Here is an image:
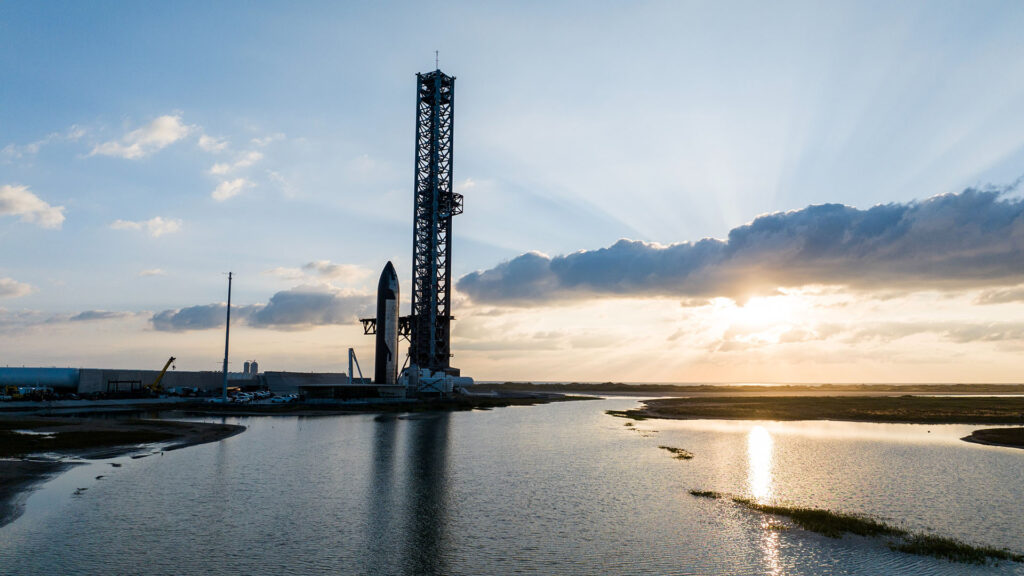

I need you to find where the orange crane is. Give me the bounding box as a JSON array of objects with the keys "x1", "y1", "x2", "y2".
[{"x1": 148, "y1": 356, "x2": 176, "y2": 394}]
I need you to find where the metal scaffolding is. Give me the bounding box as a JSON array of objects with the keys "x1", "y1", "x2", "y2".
[{"x1": 409, "y1": 69, "x2": 462, "y2": 373}]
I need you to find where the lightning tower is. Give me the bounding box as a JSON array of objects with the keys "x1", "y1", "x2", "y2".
[{"x1": 409, "y1": 69, "x2": 462, "y2": 374}]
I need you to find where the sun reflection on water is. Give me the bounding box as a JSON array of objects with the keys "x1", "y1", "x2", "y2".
[{"x1": 747, "y1": 425, "x2": 774, "y2": 502}]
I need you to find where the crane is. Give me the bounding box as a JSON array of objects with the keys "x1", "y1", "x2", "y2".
[{"x1": 148, "y1": 356, "x2": 176, "y2": 394}]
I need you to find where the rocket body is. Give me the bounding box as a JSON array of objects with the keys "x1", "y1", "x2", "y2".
[{"x1": 374, "y1": 261, "x2": 400, "y2": 385}]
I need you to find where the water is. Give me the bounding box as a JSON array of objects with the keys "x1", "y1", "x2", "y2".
[{"x1": 2, "y1": 397, "x2": 1023, "y2": 575}]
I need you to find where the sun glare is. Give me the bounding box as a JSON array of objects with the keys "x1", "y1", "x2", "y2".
[{"x1": 747, "y1": 425, "x2": 774, "y2": 502}]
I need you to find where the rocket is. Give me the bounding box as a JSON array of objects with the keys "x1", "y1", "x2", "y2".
[{"x1": 374, "y1": 261, "x2": 400, "y2": 385}]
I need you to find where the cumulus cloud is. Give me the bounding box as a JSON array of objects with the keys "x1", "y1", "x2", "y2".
[
  {"x1": 0, "y1": 184, "x2": 65, "y2": 228},
  {"x1": 209, "y1": 150, "x2": 262, "y2": 175},
  {"x1": 150, "y1": 287, "x2": 373, "y2": 331},
  {"x1": 248, "y1": 287, "x2": 371, "y2": 328},
  {"x1": 110, "y1": 216, "x2": 182, "y2": 237},
  {"x1": 459, "y1": 188, "x2": 1024, "y2": 305},
  {"x1": 198, "y1": 134, "x2": 228, "y2": 153},
  {"x1": 90, "y1": 115, "x2": 192, "y2": 159},
  {"x1": 139, "y1": 268, "x2": 167, "y2": 277},
  {"x1": 0, "y1": 278, "x2": 33, "y2": 299},
  {"x1": 211, "y1": 178, "x2": 250, "y2": 201}
]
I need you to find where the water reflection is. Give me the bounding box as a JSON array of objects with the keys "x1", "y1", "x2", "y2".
[
  {"x1": 402, "y1": 414, "x2": 451, "y2": 576},
  {"x1": 760, "y1": 518, "x2": 783, "y2": 576},
  {"x1": 747, "y1": 425, "x2": 774, "y2": 502},
  {"x1": 367, "y1": 417, "x2": 399, "y2": 567}
]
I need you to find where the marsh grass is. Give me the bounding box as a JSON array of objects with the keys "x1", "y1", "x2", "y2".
[
  {"x1": 658, "y1": 445, "x2": 694, "y2": 459},
  {"x1": 605, "y1": 410, "x2": 647, "y2": 420},
  {"x1": 688, "y1": 490, "x2": 722, "y2": 499},
  {"x1": 894, "y1": 534, "x2": 1024, "y2": 564},
  {"x1": 686, "y1": 489, "x2": 1023, "y2": 565}
]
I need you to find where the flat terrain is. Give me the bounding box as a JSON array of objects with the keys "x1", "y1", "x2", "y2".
[
  {"x1": 476, "y1": 382, "x2": 1024, "y2": 397},
  {"x1": 612, "y1": 396, "x2": 1024, "y2": 424},
  {"x1": 962, "y1": 427, "x2": 1024, "y2": 448},
  {"x1": 0, "y1": 416, "x2": 244, "y2": 527}
]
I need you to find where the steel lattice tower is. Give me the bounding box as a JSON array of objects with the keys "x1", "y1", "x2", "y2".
[{"x1": 409, "y1": 69, "x2": 462, "y2": 373}]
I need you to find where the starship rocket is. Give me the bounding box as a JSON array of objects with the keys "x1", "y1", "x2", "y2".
[{"x1": 374, "y1": 261, "x2": 400, "y2": 385}]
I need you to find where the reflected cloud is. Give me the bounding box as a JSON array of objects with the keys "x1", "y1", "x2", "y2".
[{"x1": 748, "y1": 425, "x2": 774, "y2": 503}]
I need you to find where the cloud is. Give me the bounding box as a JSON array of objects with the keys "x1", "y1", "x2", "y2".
[
  {"x1": 69, "y1": 310, "x2": 131, "y2": 322},
  {"x1": 1, "y1": 125, "x2": 86, "y2": 161},
  {"x1": 248, "y1": 287, "x2": 372, "y2": 328},
  {"x1": 198, "y1": 134, "x2": 228, "y2": 153},
  {"x1": 150, "y1": 287, "x2": 373, "y2": 331},
  {"x1": 0, "y1": 184, "x2": 66, "y2": 228},
  {"x1": 209, "y1": 150, "x2": 263, "y2": 175},
  {"x1": 110, "y1": 216, "x2": 182, "y2": 237},
  {"x1": 302, "y1": 260, "x2": 371, "y2": 281},
  {"x1": 458, "y1": 187, "x2": 1024, "y2": 305},
  {"x1": 139, "y1": 268, "x2": 167, "y2": 277},
  {"x1": 90, "y1": 115, "x2": 192, "y2": 159},
  {"x1": 975, "y1": 286, "x2": 1024, "y2": 305},
  {"x1": 251, "y1": 133, "x2": 285, "y2": 147},
  {"x1": 0, "y1": 278, "x2": 33, "y2": 299},
  {"x1": 211, "y1": 178, "x2": 250, "y2": 201}
]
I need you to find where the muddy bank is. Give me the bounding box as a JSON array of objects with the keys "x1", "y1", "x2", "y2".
[
  {"x1": 0, "y1": 417, "x2": 244, "y2": 528},
  {"x1": 962, "y1": 427, "x2": 1024, "y2": 450},
  {"x1": 611, "y1": 396, "x2": 1024, "y2": 425}
]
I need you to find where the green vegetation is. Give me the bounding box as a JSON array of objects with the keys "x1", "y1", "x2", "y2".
[
  {"x1": 658, "y1": 445, "x2": 694, "y2": 460},
  {"x1": 894, "y1": 534, "x2": 1024, "y2": 564},
  {"x1": 962, "y1": 427, "x2": 1024, "y2": 449},
  {"x1": 688, "y1": 490, "x2": 723, "y2": 499},
  {"x1": 730, "y1": 497, "x2": 896, "y2": 538},
  {"x1": 605, "y1": 409, "x2": 647, "y2": 420},
  {"x1": 687, "y1": 490, "x2": 1023, "y2": 565},
  {"x1": 631, "y1": 396, "x2": 1024, "y2": 424}
]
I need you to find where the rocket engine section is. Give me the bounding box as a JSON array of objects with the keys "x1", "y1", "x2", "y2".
[{"x1": 374, "y1": 261, "x2": 400, "y2": 385}]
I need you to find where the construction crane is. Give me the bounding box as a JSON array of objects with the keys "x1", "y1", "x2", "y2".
[{"x1": 148, "y1": 356, "x2": 176, "y2": 394}]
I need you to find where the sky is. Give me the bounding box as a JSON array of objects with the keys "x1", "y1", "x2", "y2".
[{"x1": 3, "y1": 1, "x2": 1024, "y2": 383}]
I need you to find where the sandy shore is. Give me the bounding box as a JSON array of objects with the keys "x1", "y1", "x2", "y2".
[{"x1": 0, "y1": 417, "x2": 245, "y2": 528}]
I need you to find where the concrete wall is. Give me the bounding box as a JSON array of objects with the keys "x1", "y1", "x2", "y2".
[{"x1": 78, "y1": 369, "x2": 228, "y2": 394}]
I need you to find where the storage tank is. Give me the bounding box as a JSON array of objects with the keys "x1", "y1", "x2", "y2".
[
  {"x1": 243, "y1": 361, "x2": 251, "y2": 375},
  {"x1": 250, "y1": 360, "x2": 258, "y2": 375}
]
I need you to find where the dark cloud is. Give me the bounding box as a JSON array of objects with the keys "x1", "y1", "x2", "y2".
[
  {"x1": 458, "y1": 188, "x2": 1024, "y2": 304},
  {"x1": 248, "y1": 288, "x2": 371, "y2": 328},
  {"x1": 150, "y1": 287, "x2": 372, "y2": 332}
]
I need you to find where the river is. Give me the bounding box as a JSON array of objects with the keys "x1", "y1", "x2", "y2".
[{"x1": 1, "y1": 397, "x2": 1022, "y2": 575}]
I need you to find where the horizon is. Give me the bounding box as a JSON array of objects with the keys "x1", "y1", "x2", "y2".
[{"x1": 4, "y1": 2, "x2": 1024, "y2": 382}]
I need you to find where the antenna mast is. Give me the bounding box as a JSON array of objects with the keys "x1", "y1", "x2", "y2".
[{"x1": 221, "y1": 272, "x2": 232, "y2": 400}]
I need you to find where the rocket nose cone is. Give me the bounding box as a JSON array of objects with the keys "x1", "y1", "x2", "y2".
[{"x1": 378, "y1": 261, "x2": 399, "y2": 292}]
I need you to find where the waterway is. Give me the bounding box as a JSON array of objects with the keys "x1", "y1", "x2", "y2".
[{"x1": 1, "y1": 397, "x2": 1022, "y2": 575}]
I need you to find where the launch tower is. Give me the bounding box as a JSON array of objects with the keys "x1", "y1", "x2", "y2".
[{"x1": 409, "y1": 69, "x2": 462, "y2": 374}]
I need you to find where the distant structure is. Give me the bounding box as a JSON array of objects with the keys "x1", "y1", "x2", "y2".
[{"x1": 409, "y1": 69, "x2": 462, "y2": 376}]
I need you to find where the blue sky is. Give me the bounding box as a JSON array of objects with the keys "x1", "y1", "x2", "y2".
[{"x1": 3, "y1": 1, "x2": 1024, "y2": 380}]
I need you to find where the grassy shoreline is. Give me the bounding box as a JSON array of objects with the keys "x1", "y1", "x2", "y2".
[{"x1": 689, "y1": 490, "x2": 1024, "y2": 565}]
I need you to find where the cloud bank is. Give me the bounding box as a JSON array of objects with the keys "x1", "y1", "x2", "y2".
[
  {"x1": 150, "y1": 287, "x2": 372, "y2": 332},
  {"x1": 0, "y1": 278, "x2": 33, "y2": 299},
  {"x1": 90, "y1": 115, "x2": 192, "y2": 159},
  {"x1": 458, "y1": 188, "x2": 1024, "y2": 304},
  {"x1": 0, "y1": 184, "x2": 66, "y2": 229}
]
